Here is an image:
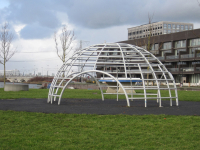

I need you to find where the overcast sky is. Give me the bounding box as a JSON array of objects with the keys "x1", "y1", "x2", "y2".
[{"x1": 0, "y1": 0, "x2": 200, "y2": 75}]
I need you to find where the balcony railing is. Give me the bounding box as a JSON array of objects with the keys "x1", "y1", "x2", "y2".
[
  {"x1": 182, "y1": 67, "x2": 194, "y2": 72},
  {"x1": 180, "y1": 54, "x2": 194, "y2": 59},
  {"x1": 168, "y1": 68, "x2": 179, "y2": 72},
  {"x1": 166, "y1": 55, "x2": 179, "y2": 59},
  {"x1": 196, "y1": 53, "x2": 200, "y2": 58},
  {"x1": 150, "y1": 50, "x2": 159, "y2": 54},
  {"x1": 157, "y1": 56, "x2": 164, "y2": 60},
  {"x1": 196, "y1": 67, "x2": 200, "y2": 71},
  {"x1": 163, "y1": 63, "x2": 172, "y2": 66}
]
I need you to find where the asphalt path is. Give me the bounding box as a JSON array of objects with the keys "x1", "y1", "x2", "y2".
[{"x1": 0, "y1": 98, "x2": 200, "y2": 115}]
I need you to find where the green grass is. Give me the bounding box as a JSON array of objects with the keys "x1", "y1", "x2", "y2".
[
  {"x1": 0, "y1": 110, "x2": 200, "y2": 150},
  {"x1": 0, "y1": 89, "x2": 200, "y2": 149},
  {"x1": 0, "y1": 88, "x2": 200, "y2": 101}
]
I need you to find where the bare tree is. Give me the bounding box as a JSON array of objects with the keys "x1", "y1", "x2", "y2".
[
  {"x1": 146, "y1": 13, "x2": 154, "y2": 86},
  {"x1": 54, "y1": 25, "x2": 75, "y2": 64},
  {"x1": 0, "y1": 22, "x2": 16, "y2": 86}
]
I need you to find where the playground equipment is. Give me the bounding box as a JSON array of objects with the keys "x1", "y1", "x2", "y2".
[{"x1": 48, "y1": 43, "x2": 178, "y2": 107}]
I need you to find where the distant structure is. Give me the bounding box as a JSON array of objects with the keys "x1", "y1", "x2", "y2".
[
  {"x1": 0, "y1": 69, "x2": 20, "y2": 77},
  {"x1": 128, "y1": 21, "x2": 193, "y2": 40}
]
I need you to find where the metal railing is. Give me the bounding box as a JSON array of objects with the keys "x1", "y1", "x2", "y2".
[
  {"x1": 166, "y1": 55, "x2": 179, "y2": 59},
  {"x1": 163, "y1": 63, "x2": 172, "y2": 66},
  {"x1": 150, "y1": 50, "x2": 159, "y2": 54},
  {"x1": 180, "y1": 54, "x2": 194, "y2": 59},
  {"x1": 157, "y1": 56, "x2": 164, "y2": 60},
  {"x1": 168, "y1": 68, "x2": 179, "y2": 72},
  {"x1": 196, "y1": 53, "x2": 200, "y2": 58},
  {"x1": 182, "y1": 67, "x2": 194, "y2": 72},
  {"x1": 196, "y1": 67, "x2": 200, "y2": 71}
]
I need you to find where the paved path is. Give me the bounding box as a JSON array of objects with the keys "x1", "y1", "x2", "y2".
[{"x1": 0, "y1": 98, "x2": 199, "y2": 115}]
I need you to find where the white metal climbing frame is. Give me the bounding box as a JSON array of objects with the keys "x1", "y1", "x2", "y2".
[{"x1": 48, "y1": 43, "x2": 178, "y2": 107}]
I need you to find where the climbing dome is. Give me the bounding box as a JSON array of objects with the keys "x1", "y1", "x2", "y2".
[{"x1": 48, "y1": 43, "x2": 178, "y2": 107}]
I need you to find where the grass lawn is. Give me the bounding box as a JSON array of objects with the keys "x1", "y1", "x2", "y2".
[
  {"x1": 0, "y1": 88, "x2": 200, "y2": 102},
  {"x1": 0, "y1": 110, "x2": 200, "y2": 150},
  {"x1": 0, "y1": 88, "x2": 200, "y2": 149}
]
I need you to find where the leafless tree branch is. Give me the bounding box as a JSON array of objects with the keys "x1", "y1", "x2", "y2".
[
  {"x1": 54, "y1": 25, "x2": 75, "y2": 63},
  {"x1": 0, "y1": 22, "x2": 16, "y2": 86}
]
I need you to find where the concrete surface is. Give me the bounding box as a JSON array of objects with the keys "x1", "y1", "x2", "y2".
[{"x1": 4, "y1": 84, "x2": 29, "y2": 91}]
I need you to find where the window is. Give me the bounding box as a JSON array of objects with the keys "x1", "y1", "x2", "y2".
[
  {"x1": 164, "y1": 24, "x2": 167, "y2": 28},
  {"x1": 176, "y1": 25, "x2": 180, "y2": 29},
  {"x1": 151, "y1": 44, "x2": 159, "y2": 50},
  {"x1": 172, "y1": 24, "x2": 175, "y2": 29},
  {"x1": 164, "y1": 30, "x2": 167, "y2": 34},
  {"x1": 168, "y1": 24, "x2": 171, "y2": 29},
  {"x1": 185, "y1": 25, "x2": 188, "y2": 30},
  {"x1": 175, "y1": 40, "x2": 186, "y2": 48},
  {"x1": 162, "y1": 42, "x2": 172, "y2": 49},
  {"x1": 168, "y1": 30, "x2": 171, "y2": 33},
  {"x1": 190, "y1": 38, "x2": 200, "y2": 46},
  {"x1": 190, "y1": 48, "x2": 200, "y2": 54},
  {"x1": 181, "y1": 25, "x2": 184, "y2": 30},
  {"x1": 189, "y1": 25, "x2": 193, "y2": 30}
]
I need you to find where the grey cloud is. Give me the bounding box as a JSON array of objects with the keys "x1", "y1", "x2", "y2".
[
  {"x1": 1, "y1": 0, "x2": 200, "y2": 40},
  {"x1": 20, "y1": 23, "x2": 54, "y2": 39},
  {"x1": 65, "y1": 0, "x2": 200, "y2": 28},
  {"x1": 7, "y1": 0, "x2": 60, "y2": 28}
]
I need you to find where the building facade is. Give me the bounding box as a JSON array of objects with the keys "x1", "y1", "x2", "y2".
[
  {"x1": 121, "y1": 28, "x2": 200, "y2": 84},
  {"x1": 128, "y1": 21, "x2": 193, "y2": 40}
]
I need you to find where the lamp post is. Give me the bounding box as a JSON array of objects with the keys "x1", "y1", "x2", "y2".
[
  {"x1": 34, "y1": 65, "x2": 35, "y2": 76},
  {"x1": 23, "y1": 67, "x2": 25, "y2": 76},
  {"x1": 47, "y1": 65, "x2": 49, "y2": 77}
]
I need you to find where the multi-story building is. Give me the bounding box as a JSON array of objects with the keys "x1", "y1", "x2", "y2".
[
  {"x1": 121, "y1": 28, "x2": 200, "y2": 84},
  {"x1": 128, "y1": 21, "x2": 193, "y2": 40}
]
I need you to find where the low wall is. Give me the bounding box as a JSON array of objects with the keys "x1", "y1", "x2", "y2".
[{"x1": 4, "y1": 84, "x2": 29, "y2": 91}]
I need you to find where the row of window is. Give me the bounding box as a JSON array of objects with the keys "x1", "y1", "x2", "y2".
[
  {"x1": 163, "y1": 24, "x2": 192, "y2": 30},
  {"x1": 144, "y1": 38, "x2": 200, "y2": 50},
  {"x1": 128, "y1": 27, "x2": 163, "y2": 36},
  {"x1": 163, "y1": 29, "x2": 185, "y2": 34},
  {"x1": 129, "y1": 32, "x2": 163, "y2": 39}
]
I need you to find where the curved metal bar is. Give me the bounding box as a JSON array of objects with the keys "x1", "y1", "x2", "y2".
[
  {"x1": 57, "y1": 70, "x2": 130, "y2": 106},
  {"x1": 129, "y1": 44, "x2": 162, "y2": 107}
]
